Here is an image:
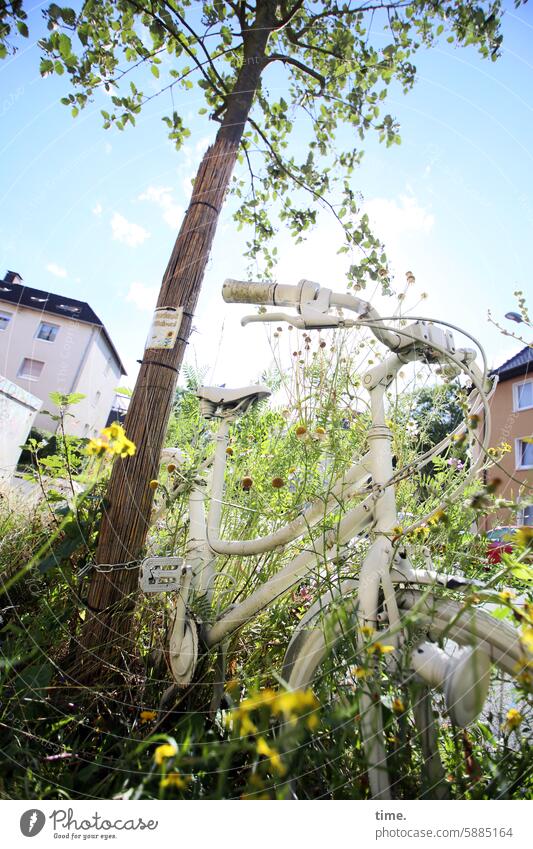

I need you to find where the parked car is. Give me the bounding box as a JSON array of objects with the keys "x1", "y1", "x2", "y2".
[{"x1": 486, "y1": 526, "x2": 519, "y2": 564}]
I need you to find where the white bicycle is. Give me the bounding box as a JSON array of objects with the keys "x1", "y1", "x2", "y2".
[{"x1": 141, "y1": 278, "x2": 531, "y2": 799}]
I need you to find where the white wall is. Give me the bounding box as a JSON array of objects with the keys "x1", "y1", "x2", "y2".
[
  {"x1": 68, "y1": 328, "x2": 123, "y2": 438},
  {"x1": 0, "y1": 375, "x2": 42, "y2": 481}
]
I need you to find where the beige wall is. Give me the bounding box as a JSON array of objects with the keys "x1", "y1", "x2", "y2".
[
  {"x1": 0, "y1": 302, "x2": 122, "y2": 437},
  {"x1": 485, "y1": 375, "x2": 533, "y2": 528}
]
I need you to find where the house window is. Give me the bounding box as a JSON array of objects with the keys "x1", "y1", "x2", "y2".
[
  {"x1": 0, "y1": 310, "x2": 12, "y2": 331},
  {"x1": 516, "y1": 437, "x2": 533, "y2": 470},
  {"x1": 18, "y1": 357, "x2": 44, "y2": 381},
  {"x1": 36, "y1": 321, "x2": 59, "y2": 342},
  {"x1": 513, "y1": 379, "x2": 533, "y2": 412},
  {"x1": 520, "y1": 505, "x2": 533, "y2": 526}
]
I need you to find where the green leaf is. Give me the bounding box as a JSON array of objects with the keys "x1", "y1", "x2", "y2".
[
  {"x1": 40, "y1": 58, "x2": 54, "y2": 75},
  {"x1": 511, "y1": 564, "x2": 533, "y2": 582}
]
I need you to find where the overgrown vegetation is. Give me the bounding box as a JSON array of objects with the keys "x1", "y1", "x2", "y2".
[{"x1": 1, "y1": 298, "x2": 531, "y2": 799}]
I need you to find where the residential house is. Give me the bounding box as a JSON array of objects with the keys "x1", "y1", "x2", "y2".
[
  {"x1": 485, "y1": 345, "x2": 533, "y2": 527},
  {"x1": 0, "y1": 270, "x2": 127, "y2": 438}
]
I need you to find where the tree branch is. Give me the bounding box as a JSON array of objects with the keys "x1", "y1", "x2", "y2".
[
  {"x1": 285, "y1": 25, "x2": 344, "y2": 59},
  {"x1": 264, "y1": 52, "x2": 325, "y2": 88},
  {"x1": 126, "y1": 0, "x2": 226, "y2": 96},
  {"x1": 161, "y1": 0, "x2": 231, "y2": 93},
  {"x1": 248, "y1": 116, "x2": 344, "y2": 229},
  {"x1": 274, "y1": 0, "x2": 307, "y2": 30},
  {"x1": 227, "y1": 0, "x2": 248, "y2": 30}
]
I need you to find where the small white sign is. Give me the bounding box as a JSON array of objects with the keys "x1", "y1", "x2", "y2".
[{"x1": 145, "y1": 307, "x2": 183, "y2": 350}]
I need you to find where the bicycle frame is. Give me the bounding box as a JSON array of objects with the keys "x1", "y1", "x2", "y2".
[{"x1": 180, "y1": 346, "x2": 489, "y2": 651}]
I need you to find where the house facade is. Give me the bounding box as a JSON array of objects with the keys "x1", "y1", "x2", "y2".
[
  {"x1": 0, "y1": 270, "x2": 127, "y2": 438},
  {"x1": 485, "y1": 345, "x2": 533, "y2": 528}
]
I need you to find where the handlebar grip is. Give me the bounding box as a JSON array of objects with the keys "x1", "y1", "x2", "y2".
[{"x1": 222, "y1": 279, "x2": 279, "y2": 306}]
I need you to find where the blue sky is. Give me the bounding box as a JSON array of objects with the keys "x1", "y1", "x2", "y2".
[{"x1": 1, "y1": 1, "x2": 532, "y2": 391}]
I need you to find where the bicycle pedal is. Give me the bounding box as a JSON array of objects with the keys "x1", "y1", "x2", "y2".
[{"x1": 139, "y1": 556, "x2": 189, "y2": 593}]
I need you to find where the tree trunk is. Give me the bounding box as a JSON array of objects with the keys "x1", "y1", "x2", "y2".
[{"x1": 77, "y1": 11, "x2": 274, "y2": 681}]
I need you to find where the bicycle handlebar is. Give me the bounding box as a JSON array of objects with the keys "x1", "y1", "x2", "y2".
[
  {"x1": 222, "y1": 279, "x2": 321, "y2": 309},
  {"x1": 222, "y1": 278, "x2": 403, "y2": 350}
]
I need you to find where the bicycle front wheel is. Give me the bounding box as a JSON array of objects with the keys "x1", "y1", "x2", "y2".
[{"x1": 281, "y1": 585, "x2": 531, "y2": 799}]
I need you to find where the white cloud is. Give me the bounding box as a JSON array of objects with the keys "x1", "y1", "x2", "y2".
[
  {"x1": 46, "y1": 262, "x2": 67, "y2": 278},
  {"x1": 92, "y1": 202, "x2": 103, "y2": 216},
  {"x1": 111, "y1": 212, "x2": 150, "y2": 247},
  {"x1": 363, "y1": 195, "x2": 434, "y2": 237},
  {"x1": 138, "y1": 185, "x2": 183, "y2": 229},
  {"x1": 195, "y1": 136, "x2": 210, "y2": 155},
  {"x1": 126, "y1": 281, "x2": 158, "y2": 313}
]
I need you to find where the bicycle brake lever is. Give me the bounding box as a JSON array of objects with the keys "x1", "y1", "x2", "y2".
[
  {"x1": 241, "y1": 311, "x2": 306, "y2": 328},
  {"x1": 240, "y1": 311, "x2": 351, "y2": 330}
]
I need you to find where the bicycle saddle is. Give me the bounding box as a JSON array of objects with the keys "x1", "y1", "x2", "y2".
[{"x1": 196, "y1": 384, "x2": 271, "y2": 417}]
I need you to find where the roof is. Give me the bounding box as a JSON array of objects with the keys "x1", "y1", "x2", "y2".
[
  {"x1": 491, "y1": 345, "x2": 533, "y2": 382},
  {"x1": 0, "y1": 272, "x2": 126, "y2": 375}
]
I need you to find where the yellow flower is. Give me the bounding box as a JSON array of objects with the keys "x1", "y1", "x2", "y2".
[
  {"x1": 514, "y1": 664, "x2": 533, "y2": 690},
  {"x1": 498, "y1": 590, "x2": 515, "y2": 602},
  {"x1": 119, "y1": 438, "x2": 135, "y2": 457},
  {"x1": 392, "y1": 697, "x2": 405, "y2": 714},
  {"x1": 86, "y1": 437, "x2": 107, "y2": 457},
  {"x1": 519, "y1": 624, "x2": 533, "y2": 656},
  {"x1": 360, "y1": 625, "x2": 374, "y2": 638},
  {"x1": 238, "y1": 688, "x2": 277, "y2": 713},
  {"x1": 272, "y1": 689, "x2": 319, "y2": 725},
  {"x1": 503, "y1": 708, "x2": 523, "y2": 731},
  {"x1": 273, "y1": 689, "x2": 318, "y2": 715},
  {"x1": 160, "y1": 772, "x2": 189, "y2": 790},
  {"x1": 306, "y1": 712, "x2": 320, "y2": 731},
  {"x1": 256, "y1": 737, "x2": 286, "y2": 776},
  {"x1": 154, "y1": 743, "x2": 177, "y2": 765},
  {"x1": 428, "y1": 508, "x2": 447, "y2": 526},
  {"x1": 102, "y1": 423, "x2": 123, "y2": 440},
  {"x1": 149, "y1": 479, "x2": 159, "y2": 490},
  {"x1": 367, "y1": 642, "x2": 395, "y2": 655},
  {"x1": 351, "y1": 666, "x2": 368, "y2": 679},
  {"x1": 140, "y1": 710, "x2": 157, "y2": 724},
  {"x1": 239, "y1": 714, "x2": 258, "y2": 736},
  {"x1": 515, "y1": 527, "x2": 533, "y2": 549},
  {"x1": 85, "y1": 424, "x2": 135, "y2": 458}
]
